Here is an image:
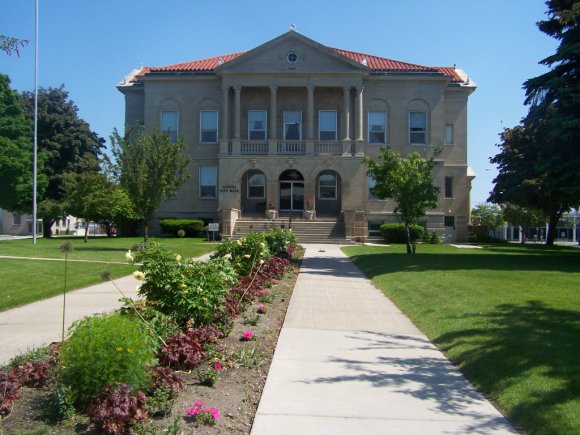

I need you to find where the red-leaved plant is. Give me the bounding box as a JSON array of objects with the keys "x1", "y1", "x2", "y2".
[
  {"x1": 88, "y1": 383, "x2": 148, "y2": 435},
  {"x1": 13, "y1": 360, "x2": 53, "y2": 388},
  {"x1": 150, "y1": 367, "x2": 184, "y2": 397},
  {"x1": 0, "y1": 371, "x2": 21, "y2": 417}
]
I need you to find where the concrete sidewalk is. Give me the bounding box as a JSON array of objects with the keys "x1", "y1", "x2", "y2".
[
  {"x1": 0, "y1": 274, "x2": 141, "y2": 365},
  {"x1": 251, "y1": 244, "x2": 516, "y2": 434}
]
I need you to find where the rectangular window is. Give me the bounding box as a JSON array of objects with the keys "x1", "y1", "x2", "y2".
[
  {"x1": 368, "y1": 111, "x2": 386, "y2": 144},
  {"x1": 409, "y1": 111, "x2": 427, "y2": 144},
  {"x1": 318, "y1": 110, "x2": 337, "y2": 141},
  {"x1": 444, "y1": 123, "x2": 454, "y2": 145},
  {"x1": 444, "y1": 215, "x2": 455, "y2": 228},
  {"x1": 445, "y1": 176, "x2": 453, "y2": 198},
  {"x1": 284, "y1": 110, "x2": 302, "y2": 140},
  {"x1": 368, "y1": 221, "x2": 382, "y2": 237},
  {"x1": 200, "y1": 111, "x2": 218, "y2": 143},
  {"x1": 368, "y1": 175, "x2": 378, "y2": 200},
  {"x1": 13, "y1": 214, "x2": 22, "y2": 225},
  {"x1": 248, "y1": 110, "x2": 267, "y2": 140},
  {"x1": 161, "y1": 111, "x2": 178, "y2": 143},
  {"x1": 199, "y1": 166, "x2": 217, "y2": 199}
]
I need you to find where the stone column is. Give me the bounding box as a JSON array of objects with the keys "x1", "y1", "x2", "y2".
[
  {"x1": 221, "y1": 86, "x2": 229, "y2": 139},
  {"x1": 355, "y1": 86, "x2": 364, "y2": 141},
  {"x1": 269, "y1": 86, "x2": 277, "y2": 139},
  {"x1": 307, "y1": 86, "x2": 315, "y2": 140},
  {"x1": 342, "y1": 86, "x2": 351, "y2": 140},
  {"x1": 234, "y1": 85, "x2": 241, "y2": 139}
]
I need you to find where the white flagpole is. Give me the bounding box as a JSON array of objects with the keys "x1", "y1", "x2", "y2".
[{"x1": 32, "y1": 0, "x2": 38, "y2": 244}]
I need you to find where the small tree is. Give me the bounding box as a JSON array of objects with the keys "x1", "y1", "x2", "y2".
[
  {"x1": 363, "y1": 147, "x2": 439, "y2": 254},
  {"x1": 471, "y1": 203, "x2": 504, "y2": 229},
  {"x1": 111, "y1": 127, "x2": 190, "y2": 243}
]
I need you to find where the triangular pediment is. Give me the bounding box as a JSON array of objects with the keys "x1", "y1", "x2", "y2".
[{"x1": 216, "y1": 31, "x2": 369, "y2": 75}]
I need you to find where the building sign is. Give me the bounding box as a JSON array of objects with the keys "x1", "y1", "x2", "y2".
[{"x1": 220, "y1": 184, "x2": 239, "y2": 193}]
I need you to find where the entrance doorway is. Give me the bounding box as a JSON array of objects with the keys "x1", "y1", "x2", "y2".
[{"x1": 279, "y1": 169, "x2": 304, "y2": 211}]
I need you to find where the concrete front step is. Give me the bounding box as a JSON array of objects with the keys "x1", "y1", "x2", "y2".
[{"x1": 232, "y1": 218, "x2": 350, "y2": 244}]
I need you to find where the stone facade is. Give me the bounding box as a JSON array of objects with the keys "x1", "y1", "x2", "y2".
[{"x1": 118, "y1": 31, "x2": 476, "y2": 242}]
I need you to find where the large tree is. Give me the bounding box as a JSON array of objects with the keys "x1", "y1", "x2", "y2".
[
  {"x1": 490, "y1": 1, "x2": 579, "y2": 245},
  {"x1": 0, "y1": 74, "x2": 47, "y2": 213},
  {"x1": 489, "y1": 109, "x2": 573, "y2": 245},
  {"x1": 502, "y1": 204, "x2": 547, "y2": 244},
  {"x1": 364, "y1": 147, "x2": 439, "y2": 254},
  {"x1": 20, "y1": 86, "x2": 104, "y2": 236},
  {"x1": 111, "y1": 127, "x2": 190, "y2": 242}
]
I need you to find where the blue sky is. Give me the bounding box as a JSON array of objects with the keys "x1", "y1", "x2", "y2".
[{"x1": 1, "y1": 0, "x2": 557, "y2": 206}]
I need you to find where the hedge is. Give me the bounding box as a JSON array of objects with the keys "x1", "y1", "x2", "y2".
[
  {"x1": 159, "y1": 219, "x2": 205, "y2": 237},
  {"x1": 380, "y1": 223, "x2": 425, "y2": 243}
]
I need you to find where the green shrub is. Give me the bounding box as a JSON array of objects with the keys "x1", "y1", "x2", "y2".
[
  {"x1": 60, "y1": 313, "x2": 156, "y2": 407},
  {"x1": 380, "y1": 223, "x2": 424, "y2": 243},
  {"x1": 211, "y1": 232, "x2": 270, "y2": 276},
  {"x1": 265, "y1": 227, "x2": 296, "y2": 255},
  {"x1": 429, "y1": 231, "x2": 441, "y2": 244},
  {"x1": 159, "y1": 218, "x2": 204, "y2": 237},
  {"x1": 135, "y1": 243, "x2": 238, "y2": 326}
]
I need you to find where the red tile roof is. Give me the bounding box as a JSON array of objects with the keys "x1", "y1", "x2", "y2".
[{"x1": 135, "y1": 47, "x2": 465, "y2": 84}]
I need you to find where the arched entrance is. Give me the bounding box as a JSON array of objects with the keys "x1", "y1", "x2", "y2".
[
  {"x1": 279, "y1": 169, "x2": 304, "y2": 211},
  {"x1": 241, "y1": 169, "x2": 266, "y2": 215}
]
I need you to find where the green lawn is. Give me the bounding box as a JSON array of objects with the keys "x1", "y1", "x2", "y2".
[
  {"x1": 342, "y1": 244, "x2": 580, "y2": 435},
  {"x1": 0, "y1": 237, "x2": 217, "y2": 312}
]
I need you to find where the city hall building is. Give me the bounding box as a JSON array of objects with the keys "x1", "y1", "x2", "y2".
[{"x1": 117, "y1": 30, "x2": 476, "y2": 242}]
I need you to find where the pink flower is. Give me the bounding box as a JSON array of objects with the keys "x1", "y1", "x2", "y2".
[
  {"x1": 272, "y1": 278, "x2": 279, "y2": 284},
  {"x1": 206, "y1": 407, "x2": 221, "y2": 420},
  {"x1": 242, "y1": 330, "x2": 254, "y2": 340},
  {"x1": 186, "y1": 407, "x2": 201, "y2": 416},
  {"x1": 214, "y1": 363, "x2": 222, "y2": 371},
  {"x1": 257, "y1": 304, "x2": 266, "y2": 314}
]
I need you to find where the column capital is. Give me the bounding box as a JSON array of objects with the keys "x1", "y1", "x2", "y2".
[
  {"x1": 306, "y1": 85, "x2": 315, "y2": 93},
  {"x1": 342, "y1": 85, "x2": 351, "y2": 92},
  {"x1": 269, "y1": 85, "x2": 278, "y2": 92},
  {"x1": 221, "y1": 85, "x2": 231, "y2": 92},
  {"x1": 233, "y1": 85, "x2": 242, "y2": 92}
]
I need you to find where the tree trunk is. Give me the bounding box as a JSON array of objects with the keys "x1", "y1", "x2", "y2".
[
  {"x1": 545, "y1": 209, "x2": 562, "y2": 246},
  {"x1": 405, "y1": 223, "x2": 412, "y2": 255},
  {"x1": 42, "y1": 218, "x2": 53, "y2": 238},
  {"x1": 84, "y1": 222, "x2": 89, "y2": 243},
  {"x1": 143, "y1": 220, "x2": 149, "y2": 244}
]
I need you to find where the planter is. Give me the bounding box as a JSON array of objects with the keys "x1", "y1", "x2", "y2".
[
  {"x1": 303, "y1": 210, "x2": 315, "y2": 220},
  {"x1": 266, "y1": 210, "x2": 277, "y2": 220}
]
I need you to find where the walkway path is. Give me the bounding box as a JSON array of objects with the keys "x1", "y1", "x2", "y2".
[
  {"x1": 0, "y1": 274, "x2": 141, "y2": 365},
  {"x1": 251, "y1": 244, "x2": 516, "y2": 434}
]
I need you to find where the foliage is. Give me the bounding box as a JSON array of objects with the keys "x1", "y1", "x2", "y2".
[
  {"x1": 502, "y1": 204, "x2": 547, "y2": 243},
  {"x1": 158, "y1": 325, "x2": 223, "y2": 371},
  {"x1": 186, "y1": 401, "x2": 220, "y2": 426},
  {"x1": 364, "y1": 147, "x2": 439, "y2": 254},
  {"x1": 110, "y1": 126, "x2": 190, "y2": 242},
  {"x1": 158, "y1": 331, "x2": 204, "y2": 370},
  {"x1": 0, "y1": 73, "x2": 47, "y2": 213},
  {"x1": 159, "y1": 218, "x2": 205, "y2": 237},
  {"x1": 0, "y1": 35, "x2": 28, "y2": 56},
  {"x1": 379, "y1": 223, "x2": 424, "y2": 243},
  {"x1": 211, "y1": 232, "x2": 270, "y2": 275},
  {"x1": 150, "y1": 367, "x2": 184, "y2": 397},
  {"x1": 12, "y1": 360, "x2": 53, "y2": 388},
  {"x1": 264, "y1": 227, "x2": 297, "y2": 255},
  {"x1": 134, "y1": 242, "x2": 238, "y2": 326},
  {"x1": 231, "y1": 347, "x2": 261, "y2": 369},
  {"x1": 0, "y1": 371, "x2": 21, "y2": 417},
  {"x1": 60, "y1": 313, "x2": 157, "y2": 406},
  {"x1": 428, "y1": 231, "x2": 441, "y2": 244},
  {"x1": 490, "y1": 1, "x2": 580, "y2": 245},
  {"x1": 44, "y1": 382, "x2": 75, "y2": 422},
  {"x1": 145, "y1": 385, "x2": 174, "y2": 417},
  {"x1": 471, "y1": 203, "x2": 504, "y2": 228},
  {"x1": 88, "y1": 383, "x2": 148, "y2": 435},
  {"x1": 8, "y1": 345, "x2": 54, "y2": 368},
  {"x1": 489, "y1": 113, "x2": 571, "y2": 245},
  {"x1": 20, "y1": 85, "x2": 104, "y2": 236},
  {"x1": 196, "y1": 363, "x2": 222, "y2": 387}
]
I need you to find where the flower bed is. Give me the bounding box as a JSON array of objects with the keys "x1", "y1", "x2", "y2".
[{"x1": 0, "y1": 228, "x2": 302, "y2": 434}]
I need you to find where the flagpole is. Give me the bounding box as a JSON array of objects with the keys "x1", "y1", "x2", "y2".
[{"x1": 32, "y1": 0, "x2": 38, "y2": 244}]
